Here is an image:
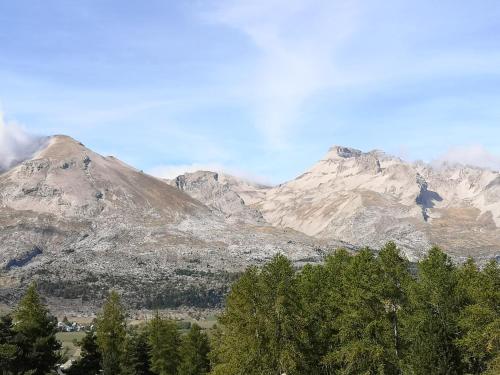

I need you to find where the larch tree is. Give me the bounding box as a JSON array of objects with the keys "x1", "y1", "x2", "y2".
[
  {"x1": 13, "y1": 283, "x2": 61, "y2": 375},
  {"x1": 96, "y1": 290, "x2": 127, "y2": 375},
  {"x1": 178, "y1": 323, "x2": 210, "y2": 375},
  {"x1": 147, "y1": 311, "x2": 181, "y2": 375},
  {"x1": 67, "y1": 329, "x2": 102, "y2": 375},
  {"x1": 401, "y1": 247, "x2": 463, "y2": 375}
]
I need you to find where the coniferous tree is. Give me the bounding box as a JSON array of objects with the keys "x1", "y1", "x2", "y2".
[
  {"x1": 177, "y1": 323, "x2": 210, "y2": 375},
  {"x1": 378, "y1": 241, "x2": 412, "y2": 368},
  {"x1": 331, "y1": 248, "x2": 399, "y2": 374},
  {"x1": 259, "y1": 254, "x2": 306, "y2": 374},
  {"x1": 96, "y1": 290, "x2": 127, "y2": 375},
  {"x1": 297, "y1": 263, "x2": 331, "y2": 374},
  {"x1": 147, "y1": 312, "x2": 181, "y2": 375},
  {"x1": 213, "y1": 255, "x2": 306, "y2": 375},
  {"x1": 121, "y1": 327, "x2": 153, "y2": 375},
  {"x1": 401, "y1": 247, "x2": 463, "y2": 374},
  {"x1": 13, "y1": 283, "x2": 61, "y2": 375},
  {"x1": 318, "y1": 248, "x2": 355, "y2": 373},
  {"x1": 457, "y1": 259, "x2": 500, "y2": 374},
  {"x1": 212, "y1": 255, "x2": 306, "y2": 375},
  {"x1": 67, "y1": 330, "x2": 101, "y2": 375},
  {"x1": 0, "y1": 314, "x2": 19, "y2": 374},
  {"x1": 210, "y1": 267, "x2": 265, "y2": 375}
]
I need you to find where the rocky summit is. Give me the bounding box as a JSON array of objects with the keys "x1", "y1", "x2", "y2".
[
  {"x1": 0, "y1": 137, "x2": 499, "y2": 311},
  {"x1": 0, "y1": 136, "x2": 326, "y2": 312}
]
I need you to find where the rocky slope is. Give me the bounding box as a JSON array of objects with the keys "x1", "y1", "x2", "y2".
[
  {"x1": 0, "y1": 136, "x2": 326, "y2": 311},
  {"x1": 173, "y1": 146, "x2": 500, "y2": 262},
  {"x1": 1, "y1": 137, "x2": 499, "y2": 311},
  {"x1": 166, "y1": 171, "x2": 268, "y2": 224}
]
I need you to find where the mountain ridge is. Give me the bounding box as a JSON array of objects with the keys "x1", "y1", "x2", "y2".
[
  {"x1": 0, "y1": 135, "x2": 325, "y2": 311},
  {"x1": 169, "y1": 144, "x2": 500, "y2": 262},
  {"x1": 0, "y1": 135, "x2": 499, "y2": 311}
]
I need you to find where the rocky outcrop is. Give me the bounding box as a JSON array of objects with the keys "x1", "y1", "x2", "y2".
[
  {"x1": 254, "y1": 146, "x2": 500, "y2": 261},
  {"x1": 0, "y1": 136, "x2": 325, "y2": 311},
  {"x1": 171, "y1": 145, "x2": 500, "y2": 262},
  {"x1": 166, "y1": 171, "x2": 267, "y2": 224},
  {"x1": 1, "y1": 136, "x2": 500, "y2": 311}
]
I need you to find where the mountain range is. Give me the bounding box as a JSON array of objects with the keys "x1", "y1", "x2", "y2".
[{"x1": 1, "y1": 136, "x2": 499, "y2": 311}]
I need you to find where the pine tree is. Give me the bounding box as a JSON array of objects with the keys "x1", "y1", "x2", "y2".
[
  {"x1": 211, "y1": 255, "x2": 305, "y2": 375},
  {"x1": 0, "y1": 314, "x2": 19, "y2": 374},
  {"x1": 147, "y1": 312, "x2": 181, "y2": 375},
  {"x1": 317, "y1": 248, "x2": 354, "y2": 373},
  {"x1": 121, "y1": 327, "x2": 153, "y2": 375},
  {"x1": 210, "y1": 267, "x2": 265, "y2": 375},
  {"x1": 330, "y1": 248, "x2": 399, "y2": 374},
  {"x1": 177, "y1": 323, "x2": 210, "y2": 375},
  {"x1": 401, "y1": 247, "x2": 463, "y2": 374},
  {"x1": 259, "y1": 254, "x2": 305, "y2": 374},
  {"x1": 457, "y1": 259, "x2": 500, "y2": 374},
  {"x1": 96, "y1": 290, "x2": 127, "y2": 375},
  {"x1": 13, "y1": 283, "x2": 61, "y2": 375},
  {"x1": 297, "y1": 263, "x2": 331, "y2": 374},
  {"x1": 67, "y1": 330, "x2": 102, "y2": 375},
  {"x1": 378, "y1": 241, "x2": 412, "y2": 368}
]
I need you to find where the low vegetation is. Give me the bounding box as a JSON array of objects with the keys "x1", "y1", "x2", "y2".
[{"x1": 0, "y1": 243, "x2": 499, "y2": 374}]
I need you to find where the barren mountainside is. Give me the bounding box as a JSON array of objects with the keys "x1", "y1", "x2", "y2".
[
  {"x1": 0, "y1": 136, "x2": 324, "y2": 311},
  {"x1": 172, "y1": 146, "x2": 500, "y2": 262},
  {"x1": 0, "y1": 137, "x2": 498, "y2": 311}
]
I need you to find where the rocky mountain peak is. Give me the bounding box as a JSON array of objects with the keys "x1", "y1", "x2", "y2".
[
  {"x1": 167, "y1": 170, "x2": 266, "y2": 224},
  {"x1": 326, "y1": 146, "x2": 363, "y2": 159},
  {"x1": 1, "y1": 137, "x2": 499, "y2": 312}
]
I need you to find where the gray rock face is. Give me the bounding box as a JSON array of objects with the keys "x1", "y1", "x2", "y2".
[
  {"x1": 1, "y1": 137, "x2": 499, "y2": 312},
  {"x1": 0, "y1": 136, "x2": 326, "y2": 311},
  {"x1": 256, "y1": 147, "x2": 500, "y2": 262},
  {"x1": 166, "y1": 171, "x2": 267, "y2": 224},
  {"x1": 171, "y1": 145, "x2": 500, "y2": 263}
]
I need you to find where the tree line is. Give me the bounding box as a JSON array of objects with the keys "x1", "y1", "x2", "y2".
[
  {"x1": 0, "y1": 286, "x2": 210, "y2": 375},
  {"x1": 0, "y1": 242, "x2": 499, "y2": 374},
  {"x1": 211, "y1": 243, "x2": 500, "y2": 374}
]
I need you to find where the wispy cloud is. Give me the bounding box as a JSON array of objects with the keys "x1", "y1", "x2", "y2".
[
  {"x1": 204, "y1": 0, "x2": 359, "y2": 148},
  {"x1": 0, "y1": 111, "x2": 47, "y2": 171},
  {"x1": 201, "y1": 0, "x2": 500, "y2": 153},
  {"x1": 436, "y1": 145, "x2": 500, "y2": 171}
]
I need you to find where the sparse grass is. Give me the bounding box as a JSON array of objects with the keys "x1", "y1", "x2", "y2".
[
  {"x1": 57, "y1": 331, "x2": 86, "y2": 361},
  {"x1": 193, "y1": 314, "x2": 218, "y2": 330}
]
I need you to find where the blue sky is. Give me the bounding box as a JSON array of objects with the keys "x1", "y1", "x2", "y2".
[{"x1": 1, "y1": 0, "x2": 500, "y2": 183}]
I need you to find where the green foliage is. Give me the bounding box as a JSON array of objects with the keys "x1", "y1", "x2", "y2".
[
  {"x1": 96, "y1": 290, "x2": 127, "y2": 375},
  {"x1": 13, "y1": 283, "x2": 61, "y2": 375},
  {"x1": 211, "y1": 254, "x2": 306, "y2": 375},
  {"x1": 209, "y1": 267, "x2": 262, "y2": 375},
  {"x1": 67, "y1": 330, "x2": 101, "y2": 375},
  {"x1": 212, "y1": 244, "x2": 499, "y2": 375},
  {"x1": 0, "y1": 314, "x2": 19, "y2": 374},
  {"x1": 329, "y1": 248, "x2": 399, "y2": 374},
  {"x1": 297, "y1": 262, "x2": 333, "y2": 374},
  {"x1": 457, "y1": 259, "x2": 500, "y2": 374},
  {"x1": 178, "y1": 324, "x2": 210, "y2": 375},
  {"x1": 1, "y1": 243, "x2": 498, "y2": 374},
  {"x1": 147, "y1": 312, "x2": 181, "y2": 375},
  {"x1": 121, "y1": 327, "x2": 153, "y2": 375},
  {"x1": 401, "y1": 247, "x2": 464, "y2": 374}
]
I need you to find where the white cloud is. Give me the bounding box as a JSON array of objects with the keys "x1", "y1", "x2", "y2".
[
  {"x1": 204, "y1": 0, "x2": 359, "y2": 147},
  {"x1": 0, "y1": 111, "x2": 47, "y2": 172},
  {"x1": 436, "y1": 145, "x2": 500, "y2": 171}
]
